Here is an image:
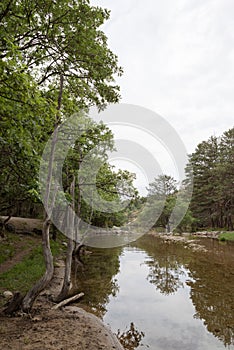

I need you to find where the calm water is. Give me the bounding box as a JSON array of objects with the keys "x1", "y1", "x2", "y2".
[{"x1": 73, "y1": 235, "x2": 234, "y2": 350}]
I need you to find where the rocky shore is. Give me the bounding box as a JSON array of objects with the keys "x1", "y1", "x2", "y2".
[{"x1": 148, "y1": 230, "x2": 224, "y2": 252}]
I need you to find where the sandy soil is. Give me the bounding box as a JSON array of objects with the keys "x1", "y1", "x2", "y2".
[{"x1": 0, "y1": 305, "x2": 124, "y2": 350}]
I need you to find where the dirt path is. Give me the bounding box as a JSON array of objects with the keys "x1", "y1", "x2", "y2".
[{"x1": 0, "y1": 242, "x2": 37, "y2": 274}]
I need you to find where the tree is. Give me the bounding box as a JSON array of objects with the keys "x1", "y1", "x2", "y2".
[
  {"x1": 217, "y1": 128, "x2": 234, "y2": 230},
  {"x1": 184, "y1": 128, "x2": 234, "y2": 230},
  {"x1": 1, "y1": 0, "x2": 123, "y2": 312},
  {"x1": 147, "y1": 174, "x2": 177, "y2": 198},
  {"x1": 185, "y1": 136, "x2": 219, "y2": 228},
  {"x1": 0, "y1": 61, "x2": 56, "y2": 216},
  {"x1": 145, "y1": 175, "x2": 178, "y2": 231}
]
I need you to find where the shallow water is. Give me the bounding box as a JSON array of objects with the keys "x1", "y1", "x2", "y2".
[{"x1": 73, "y1": 235, "x2": 234, "y2": 350}]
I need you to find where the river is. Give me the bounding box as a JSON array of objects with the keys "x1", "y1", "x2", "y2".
[{"x1": 73, "y1": 235, "x2": 234, "y2": 350}]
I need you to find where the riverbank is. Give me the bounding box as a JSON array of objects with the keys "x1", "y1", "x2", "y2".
[
  {"x1": 0, "y1": 227, "x2": 124, "y2": 349},
  {"x1": 148, "y1": 231, "x2": 208, "y2": 252},
  {"x1": 0, "y1": 263, "x2": 124, "y2": 350},
  {"x1": 148, "y1": 230, "x2": 234, "y2": 252}
]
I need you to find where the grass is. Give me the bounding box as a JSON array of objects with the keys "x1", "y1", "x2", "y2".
[
  {"x1": 0, "y1": 233, "x2": 21, "y2": 264},
  {"x1": 219, "y1": 232, "x2": 234, "y2": 242},
  {"x1": 0, "y1": 234, "x2": 65, "y2": 298},
  {"x1": 0, "y1": 245, "x2": 46, "y2": 294}
]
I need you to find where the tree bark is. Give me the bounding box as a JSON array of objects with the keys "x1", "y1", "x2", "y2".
[
  {"x1": 22, "y1": 216, "x2": 54, "y2": 312},
  {"x1": 55, "y1": 175, "x2": 75, "y2": 302},
  {"x1": 55, "y1": 237, "x2": 74, "y2": 302}
]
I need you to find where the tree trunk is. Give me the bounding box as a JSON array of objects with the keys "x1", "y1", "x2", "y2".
[
  {"x1": 22, "y1": 215, "x2": 54, "y2": 312},
  {"x1": 55, "y1": 175, "x2": 75, "y2": 302},
  {"x1": 55, "y1": 237, "x2": 74, "y2": 302}
]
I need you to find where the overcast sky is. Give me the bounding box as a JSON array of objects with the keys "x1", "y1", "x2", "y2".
[
  {"x1": 91, "y1": 0, "x2": 233, "y2": 149},
  {"x1": 90, "y1": 0, "x2": 234, "y2": 192}
]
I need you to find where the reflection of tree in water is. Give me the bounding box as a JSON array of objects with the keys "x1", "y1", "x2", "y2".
[
  {"x1": 72, "y1": 246, "x2": 122, "y2": 317},
  {"x1": 136, "y1": 235, "x2": 192, "y2": 295},
  {"x1": 117, "y1": 322, "x2": 146, "y2": 350},
  {"x1": 147, "y1": 261, "x2": 184, "y2": 295},
  {"x1": 137, "y1": 236, "x2": 234, "y2": 347},
  {"x1": 187, "y1": 242, "x2": 234, "y2": 347},
  {"x1": 73, "y1": 236, "x2": 234, "y2": 347}
]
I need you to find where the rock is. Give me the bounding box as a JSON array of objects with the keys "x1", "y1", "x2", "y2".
[
  {"x1": 3, "y1": 291, "x2": 13, "y2": 299},
  {"x1": 32, "y1": 316, "x2": 43, "y2": 322}
]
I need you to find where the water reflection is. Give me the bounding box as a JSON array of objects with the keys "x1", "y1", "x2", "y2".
[
  {"x1": 187, "y1": 240, "x2": 234, "y2": 347},
  {"x1": 72, "y1": 246, "x2": 122, "y2": 317},
  {"x1": 117, "y1": 322, "x2": 146, "y2": 350},
  {"x1": 73, "y1": 235, "x2": 234, "y2": 349},
  {"x1": 137, "y1": 236, "x2": 234, "y2": 347},
  {"x1": 136, "y1": 236, "x2": 191, "y2": 295}
]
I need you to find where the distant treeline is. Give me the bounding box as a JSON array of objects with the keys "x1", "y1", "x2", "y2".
[{"x1": 145, "y1": 127, "x2": 233, "y2": 232}]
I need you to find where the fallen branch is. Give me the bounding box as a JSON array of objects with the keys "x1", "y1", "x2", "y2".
[{"x1": 51, "y1": 292, "x2": 84, "y2": 310}]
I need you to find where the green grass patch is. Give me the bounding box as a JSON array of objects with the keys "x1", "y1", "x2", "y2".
[
  {"x1": 0, "y1": 245, "x2": 45, "y2": 294},
  {"x1": 219, "y1": 232, "x2": 234, "y2": 242},
  {"x1": 0, "y1": 237, "x2": 64, "y2": 298}
]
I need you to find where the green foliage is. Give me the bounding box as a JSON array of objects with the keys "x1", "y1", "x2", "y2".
[
  {"x1": 0, "y1": 0, "x2": 122, "y2": 107},
  {"x1": 0, "y1": 0, "x2": 123, "y2": 218},
  {"x1": 0, "y1": 63, "x2": 55, "y2": 214},
  {"x1": 0, "y1": 235, "x2": 18, "y2": 264},
  {"x1": 147, "y1": 174, "x2": 178, "y2": 198},
  {"x1": 184, "y1": 128, "x2": 234, "y2": 231},
  {"x1": 143, "y1": 175, "x2": 197, "y2": 232},
  {"x1": 60, "y1": 115, "x2": 139, "y2": 228}
]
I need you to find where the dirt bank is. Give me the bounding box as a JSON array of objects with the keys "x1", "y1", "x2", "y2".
[
  {"x1": 0, "y1": 262, "x2": 124, "y2": 350},
  {"x1": 0, "y1": 221, "x2": 124, "y2": 350}
]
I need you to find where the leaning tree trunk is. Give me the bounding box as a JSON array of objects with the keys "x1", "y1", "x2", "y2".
[
  {"x1": 55, "y1": 175, "x2": 75, "y2": 302},
  {"x1": 22, "y1": 216, "x2": 54, "y2": 311}
]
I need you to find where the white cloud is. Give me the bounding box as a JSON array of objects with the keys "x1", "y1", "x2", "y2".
[{"x1": 91, "y1": 0, "x2": 234, "y2": 176}]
